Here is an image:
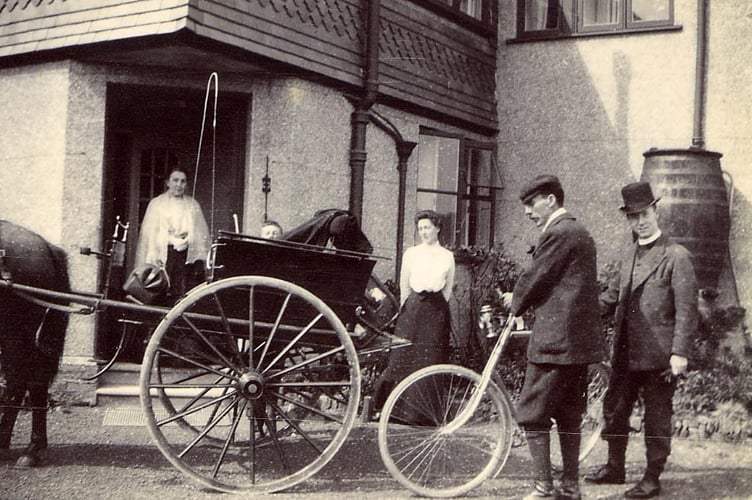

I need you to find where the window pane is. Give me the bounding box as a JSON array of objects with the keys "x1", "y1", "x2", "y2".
[
  {"x1": 524, "y1": 0, "x2": 559, "y2": 30},
  {"x1": 582, "y1": 0, "x2": 620, "y2": 26},
  {"x1": 416, "y1": 192, "x2": 457, "y2": 247},
  {"x1": 458, "y1": 0, "x2": 482, "y2": 20},
  {"x1": 459, "y1": 198, "x2": 493, "y2": 247},
  {"x1": 630, "y1": 0, "x2": 669, "y2": 22},
  {"x1": 466, "y1": 147, "x2": 499, "y2": 188},
  {"x1": 417, "y1": 135, "x2": 459, "y2": 192}
]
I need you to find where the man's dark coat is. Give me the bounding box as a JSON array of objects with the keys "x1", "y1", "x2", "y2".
[
  {"x1": 512, "y1": 213, "x2": 606, "y2": 365},
  {"x1": 601, "y1": 234, "x2": 697, "y2": 370}
]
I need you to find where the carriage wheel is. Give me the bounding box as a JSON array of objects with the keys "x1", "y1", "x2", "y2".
[
  {"x1": 140, "y1": 276, "x2": 360, "y2": 494},
  {"x1": 551, "y1": 362, "x2": 611, "y2": 469},
  {"x1": 378, "y1": 364, "x2": 514, "y2": 498}
]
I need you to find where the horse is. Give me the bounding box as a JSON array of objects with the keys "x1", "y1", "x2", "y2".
[{"x1": 0, "y1": 220, "x2": 70, "y2": 467}]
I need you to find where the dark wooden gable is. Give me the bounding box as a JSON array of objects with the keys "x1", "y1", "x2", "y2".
[{"x1": 0, "y1": 0, "x2": 497, "y2": 131}]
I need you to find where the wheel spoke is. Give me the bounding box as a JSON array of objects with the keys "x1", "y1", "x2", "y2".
[
  {"x1": 207, "y1": 290, "x2": 245, "y2": 368},
  {"x1": 212, "y1": 399, "x2": 248, "y2": 479},
  {"x1": 261, "y1": 313, "x2": 325, "y2": 373},
  {"x1": 178, "y1": 395, "x2": 242, "y2": 458},
  {"x1": 155, "y1": 390, "x2": 238, "y2": 427},
  {"x1": 266, "y1": 400, "x2": 325, "y2": 455},
  {"x1": 247, "y1": 285, "x2": 255, "y2": 370},
  {"x1": 178, "y1": 314, "x2": 242, "y2": 372},
  {"x1": 265, "y1": 344, "x2": 345, "y2": 381},
  {"x1": 156, "y1": 346, "x2": 241, "y2": 382},
  {"x1": 256, "y1": 293, "x2": 292, "y2": 369},
  {"x1": 272, "y1": 390, "x2": 343, "y2": 424}
]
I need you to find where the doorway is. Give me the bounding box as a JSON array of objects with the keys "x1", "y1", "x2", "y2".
[{"x1": 99, "y1": 83, "x2": 248, "y2": 362}]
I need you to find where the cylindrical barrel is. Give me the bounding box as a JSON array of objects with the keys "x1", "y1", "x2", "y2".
[{"x1": 641, "y1": 148, "x2": 729, "y2": 291}]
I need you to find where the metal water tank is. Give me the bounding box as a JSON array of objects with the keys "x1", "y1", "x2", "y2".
[{"x1": 641, "y1": 148, "x2": 729, "y2": 291}]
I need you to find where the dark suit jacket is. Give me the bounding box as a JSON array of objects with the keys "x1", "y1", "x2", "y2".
[
  {"x1": 601, "y1": 234, "x2": 697, "y2": 371},
  {"x1": 512, "y1": 212, "x2": 606, "y2": 365}
]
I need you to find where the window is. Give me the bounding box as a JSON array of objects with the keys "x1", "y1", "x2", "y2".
[
  {"x1": 416, "y1": 132, "x2": 500, "y2": 248},
  {"x1": 517, "y1": 0, "x2": 674, "y2": 39},
  {"x1": 413, "y1": 0, "x2": 497, "y2": 30}
]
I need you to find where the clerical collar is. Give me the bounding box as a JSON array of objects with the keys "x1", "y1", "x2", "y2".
[
  {"x1": 542, "y1": 208, "x2": 567, "y2": 233},
  {"x1": 638, "y1": 230, "x2": 662, "y2": 246}
]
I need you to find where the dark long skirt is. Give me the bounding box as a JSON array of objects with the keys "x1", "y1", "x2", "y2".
[
  {"x1": 373, "y1": 291, "x2": 451, "y2": 422},
  {"x1": 165, "y1": 246, "x2": 187, "y2": 301}
]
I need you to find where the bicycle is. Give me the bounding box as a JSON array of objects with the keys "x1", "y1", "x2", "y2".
[{"x1": 377, "y1": 314, "x2": 610, "y2": 498}]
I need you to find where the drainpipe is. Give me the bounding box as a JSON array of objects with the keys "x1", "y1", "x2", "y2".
[
  {"x1": 394, "y1": 141, "x2": 417, "y2": 276},
  {"x1": 369, "y1": 110, "x2": 417, "y2": 280},
  {"x1": 691, "y1": 0, "x2": 708, "y2": 149},
  {"x1": 348, "y1": 0, "x2": 381, "y2": 221}
]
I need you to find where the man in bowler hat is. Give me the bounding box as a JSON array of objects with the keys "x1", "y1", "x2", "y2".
[
  {"x1": 503, "y1": 175, "x2": 606, "y2": 499},
  {"x1": 585, "y1": 181, "x2": 697, "y2": 498}
]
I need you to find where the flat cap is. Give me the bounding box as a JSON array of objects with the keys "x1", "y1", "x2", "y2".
[{"x1": 519, "y1": 174, "x2": 562, "y2": 204}]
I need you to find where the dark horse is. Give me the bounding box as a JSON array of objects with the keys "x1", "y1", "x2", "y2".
[{"x1": 0, "y1": 220, "x2": 70, "y2": 467}]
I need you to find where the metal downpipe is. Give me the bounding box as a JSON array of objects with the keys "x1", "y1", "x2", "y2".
[{"x1": 348, "y1": 0, "x2": 381, "y2": 221}]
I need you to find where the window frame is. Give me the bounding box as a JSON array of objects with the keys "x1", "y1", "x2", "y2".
[
  {"x1": 515, "y1": 0, "x2": 677, "y2": 41},
  {"x1": 458, "y1": 139, "x2": 499, "y2": 248},
  {"x1": 410, "y1": 0, "x2": 498, "y2": 37},
  {"x1": 416, "y1": 129, "x2": 500, "y2": 248}
]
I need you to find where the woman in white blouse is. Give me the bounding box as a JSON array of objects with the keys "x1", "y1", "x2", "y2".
[
  {"x1": 372, "y1": 210, "x2": 455, "y2": 421},
  {"x1": 134, "y1": 167, "x2": 210, "y2": 301}
]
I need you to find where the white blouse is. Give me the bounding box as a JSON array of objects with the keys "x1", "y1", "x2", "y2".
[{"x1": 400, "y1": 243, "x2": 455, "y2": 304}]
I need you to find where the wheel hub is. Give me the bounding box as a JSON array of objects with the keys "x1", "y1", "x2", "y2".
[{"x1": 238, "y1": 372, "x2": 265, "y2": 400}]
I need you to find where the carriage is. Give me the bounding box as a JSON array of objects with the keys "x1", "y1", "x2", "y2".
[{"x1": 0, "y1": 214, "x2": 608, "y2": 498}]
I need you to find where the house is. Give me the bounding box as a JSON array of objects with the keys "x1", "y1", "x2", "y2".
[
  {"x1": 0, "y1": 0, "x2": 500, "y2": 396},
  {"x1": 1, "y1": 1, "x2": 749, "y2": 402},
  {"x1": 496, "y1": 0, "x2": 751, "y2": 349}
]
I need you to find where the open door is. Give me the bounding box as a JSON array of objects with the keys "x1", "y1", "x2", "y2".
[{"x1": 99, "y1": 83, "x2": 248, "y2": 363}]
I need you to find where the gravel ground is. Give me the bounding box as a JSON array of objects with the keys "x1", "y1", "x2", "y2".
[{"x1": 1, "y1": 406, "x2": 751, "y2": 499}]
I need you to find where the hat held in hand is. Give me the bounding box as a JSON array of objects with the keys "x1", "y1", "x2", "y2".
[{"x1": 620, "y1": 181, "x2": 660, "y2": 215}]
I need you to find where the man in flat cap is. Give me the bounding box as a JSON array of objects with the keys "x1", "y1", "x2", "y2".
[
  {"x1": 585, "y1": 181, "x2": 697, "y2": 498},
  {"x1": 503, "y1": 174, "x2": 606, "y2": 500}
]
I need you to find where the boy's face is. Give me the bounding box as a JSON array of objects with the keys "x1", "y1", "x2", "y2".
[{"x1": 261, "y1": 224, "x2": 282, "y2": 239}]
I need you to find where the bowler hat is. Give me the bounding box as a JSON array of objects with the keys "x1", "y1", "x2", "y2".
[
  {"x1": 519, "y1": 175, "x2": 562, "y2": 204},
  {"x1": 620, "y1": 181, "x2": 660, "y2": 214}
]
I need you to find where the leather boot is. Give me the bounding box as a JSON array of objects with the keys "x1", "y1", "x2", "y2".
[
  {"x1": 523, "y1": 480, "x2": 555, "y2": 499},
  {"x1": 584, "y1": 438, "x2": 626, "y2": 484},
  {"x1": 29, "y1": 383, "x2": 48, "y2": 449},
  {"x1": 0, "y1": 394, "x2": 21, "y2": 449},
  {"x1": 15, "y1": 442, "x2": 44, "y2": 468},
  {"x1": 524, "y1": 431, "x2": 554, "y2": 499},
  {"x1": 556, "y1": 427, "x2": 581, "y2": 499}
]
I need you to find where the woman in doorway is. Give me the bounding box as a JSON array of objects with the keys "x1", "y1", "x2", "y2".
[
  {"x1": 135, "y1": 167, "x2": 210, "y2": 302},
  {"x1": 372, "y1": 209, "x2": 455, "y2": 422}
]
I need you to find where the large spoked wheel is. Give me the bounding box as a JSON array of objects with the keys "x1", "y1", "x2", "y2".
[
  {"x1": 139, "y1": 276, "x2": 361, "y2": 494},
  {"x1": 551, "y1": 362, "x2": 611, "y2": 468},
  {"x1": 378, "y1": 364, "x2": 515, "y2": 498}
]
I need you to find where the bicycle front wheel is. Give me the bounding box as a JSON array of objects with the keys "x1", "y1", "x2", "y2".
[{"x1": 378, "y1": 364, "x2": 514, "y2": 498}]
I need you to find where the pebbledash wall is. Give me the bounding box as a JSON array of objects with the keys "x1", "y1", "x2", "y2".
[
  {"x1": 0, "y1": 60, "x2": 493, "y2": 397},
  {"x1": 496, "y1": 0, "x2": 752, "y2": 345}
]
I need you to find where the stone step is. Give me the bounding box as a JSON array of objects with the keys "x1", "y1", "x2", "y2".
[{"x1": 96, "y1": 361, "x2": 142, "y2": 387}]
